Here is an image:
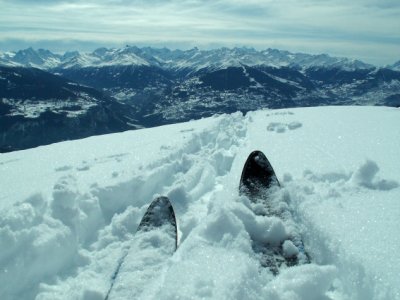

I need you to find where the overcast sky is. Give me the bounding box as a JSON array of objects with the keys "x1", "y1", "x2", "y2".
[{"x1": 0, "y1": 0, "x2": 399, "y2": 65}]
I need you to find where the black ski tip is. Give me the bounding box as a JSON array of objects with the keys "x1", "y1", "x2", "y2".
[
  {"x1": 239, "y1": 150, "x2": 280, "y2": 197},
  {"x1": 137, "y1": 196, "x2": 178, "y2": 250}
]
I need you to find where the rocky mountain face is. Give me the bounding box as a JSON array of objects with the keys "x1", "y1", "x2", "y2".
[{"x1": 0, "y1": 46, "x2": 399, "y2": 152}]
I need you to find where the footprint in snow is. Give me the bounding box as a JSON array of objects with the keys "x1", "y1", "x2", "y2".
[
  {"x1": 77, "y1": 161, "x2": 91, "y2": 171},
  {"x1": 55, "y1": 165, "x2": 73, "y2": 172},
  {"x1": 267, "y1": 121, "x2": 302, "y2": 133},
  {"x1": 266, "y1": 111, "x2": 295, "y2": 117}
]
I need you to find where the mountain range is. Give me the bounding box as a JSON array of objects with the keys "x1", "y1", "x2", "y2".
[
  {"x1": 0, "y1": 46, "x2": 382, "y2": 70},
  {"x1": 1, "y1": 46, "x2": 399, "y2": 152}
]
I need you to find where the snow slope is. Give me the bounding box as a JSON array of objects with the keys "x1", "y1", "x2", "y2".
[{"x1": 0, "y1": 106, "x2": 399, "y2": 300}]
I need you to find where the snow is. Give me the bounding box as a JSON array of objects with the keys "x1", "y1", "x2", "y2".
[
  {"x1": 0, "y1": 106, "x2": 400, "y2": 299},
  {"x1": 283, "y1": 240, "x2": 299, "y2": 257},
  {"x1": 3, "y1": 98, "x2": 98, "y2": 118}
]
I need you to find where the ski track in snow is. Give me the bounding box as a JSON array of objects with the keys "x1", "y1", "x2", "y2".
[{"x1": 0, "y1": 106, "x2": 400, "y2": 300}]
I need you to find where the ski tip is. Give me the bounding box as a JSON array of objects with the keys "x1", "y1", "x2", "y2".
[
  {"x1": 239, "y1": 150, "x2": 280, "y2": 196},
  {"x1": 137, "y1": 197, "x2": 178, "y2": 250},
  {"x1": 138, "y1": 196, "x2": 177, "y2": 230}
]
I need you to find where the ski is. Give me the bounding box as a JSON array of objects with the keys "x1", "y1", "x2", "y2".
[
  {"x1": 105, "y1": 196, "x2": 177, "y2": 299},
  {"x1": 239, "y1": 150, "x2": 309, "y2": 275}
]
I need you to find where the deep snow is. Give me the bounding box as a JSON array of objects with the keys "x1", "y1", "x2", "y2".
[{"x1": 0, "y1": 106, "x2": 399, "y2": 300}]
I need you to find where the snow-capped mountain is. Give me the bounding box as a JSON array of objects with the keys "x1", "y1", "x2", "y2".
[
  {"x1": 0, "y1": 46, "x2": 376, "y2": 71},
  {"x1": 1, "y1": 47, "x2": 62, "y2": 69},
  {"x1": 58, "y1": 47, "x2": 155, "y2": 69}
]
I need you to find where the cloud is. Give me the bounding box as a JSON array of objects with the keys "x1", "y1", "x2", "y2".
[{"x1": 0, "y1": 0, "x2": 399, "y2": 65}]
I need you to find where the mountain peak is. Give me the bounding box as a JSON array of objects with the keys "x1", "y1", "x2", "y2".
[
  {"x1": 63, "y1": 51, "x2": 80, "y2": 59},
  {"x1": 390, "y1": 60, "x2": 400, "y2": 71}
]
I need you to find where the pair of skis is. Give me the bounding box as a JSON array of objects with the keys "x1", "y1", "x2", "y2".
[{"x1": 105, "y1": 151, "x2": 308, "y2": 299}]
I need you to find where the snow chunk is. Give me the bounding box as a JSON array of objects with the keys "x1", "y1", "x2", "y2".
[
  {"x1": 265, "y1": 264, "x2": 337, "y2": 300},
  {"x1": 228, "y1": 199, "x2": 288, "y2": 246},
  {"x1": 267, "y1": 217, "x2": 288, "y2": 245},
  {"x1": 351, "y1": 160, "x2": 399, "y2": 191},
  {"x1": 51, "y1": 176, "x2": 80, "y2": 230},
  {"x1": 288, "y1": 121, "x2": 302, "y2": 130},
  {"x1": 282, "y1": 239, "x2": 299, "y2": 258},
  {"x1": 0, "y1": 194, "x2": 78, "y2": 299},
  {"x1": 200, "y1": 208, "x2": 250, "y2": 251},
  {"x1": 267, "y1": 122, "x2": 287, "y2": 133}
]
